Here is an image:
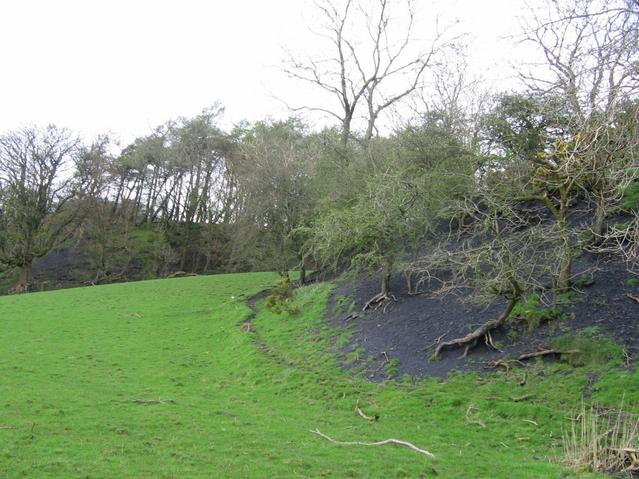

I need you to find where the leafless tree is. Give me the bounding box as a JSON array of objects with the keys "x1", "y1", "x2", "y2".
[
  {"x1": 413, "y1": 192, "x2": 576, "y2": 358},
  {"x1": 284, "y1": 0, "x2": 456, "y2": 147},
  {"x1": 0, "y1": 125, "x2": 80, "y2": 291},
  {"x1": 521, "y1": 0, "x2": 639, "y2": 237}
]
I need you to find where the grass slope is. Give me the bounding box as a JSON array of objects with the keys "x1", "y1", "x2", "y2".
[{"x1": 0, "y1": 274, "x2": 636, "y2": 478}]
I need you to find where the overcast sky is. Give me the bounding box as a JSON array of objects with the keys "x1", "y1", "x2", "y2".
[{"x1": 0, "y1": 0, "x2": 533, "y2": 146}]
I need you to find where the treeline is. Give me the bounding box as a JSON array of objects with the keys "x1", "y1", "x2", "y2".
[{"x1": 0, "y1": 0, "x2": 638, "y2": 306}]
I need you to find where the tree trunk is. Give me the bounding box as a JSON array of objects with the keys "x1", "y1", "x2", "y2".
[
  {"x1": 381, "y1": 260, "x2": 392, "y2": 296},
  {"x1": 299, "y1": 262, "x2": 306, "y2": 286},
  {"x1": 556, "y1": 188, "x2": 573, "y2": 291},
  {"x1": 404, "y1": 270, "x2": 414, "y2": 294},
  {"x1": 15, "y1": 261, "x2": 33, "y2": 293},
  {"x1": 592, "y1": 195, "x2": 606, "y2": 240},
  {"x1": 557, "y1": 235, "x2": 573, "y2": 291}
]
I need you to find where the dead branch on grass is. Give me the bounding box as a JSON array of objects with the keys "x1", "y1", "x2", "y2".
[
  {"x1": 465, "y1": 404, "x2": 486, "y2": 428},
  {"x1": 309, "y1": 428, "x2": 434, "y2": 458},
  {"x1": 355, "y1": 400, "x2": 379, "y2": 421},
  {"x1": 510, "y1": 394, "x2": 536, "y2": 402},
  {"x1": 486, "y1": 348, "x2": 580, "y2": 370},
  {"x1": 131, "y1": 398, "x2": 175, "y2": 405}
]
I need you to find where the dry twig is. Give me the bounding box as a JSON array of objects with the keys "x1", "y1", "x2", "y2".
[
  {"x1": 465, "y1": 404, "x2": 486, "y2": 428},
  {"x1": 131, "y1": 398, "x2": 175, "y2": 405},
  {"x1": 355, "y1": 400, "x2": 379, "y2": 421},
  {"x1": 626, "y1": 293, "x2": 639, "y2": 304}
]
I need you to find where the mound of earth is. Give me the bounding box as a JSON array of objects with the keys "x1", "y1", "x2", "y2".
[{"x1": 326, "y1": 254, "x2": 638, "y2": 380}]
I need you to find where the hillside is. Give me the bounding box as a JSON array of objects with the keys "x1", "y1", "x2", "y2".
[
  {"x1": 328, "y1": 253, "x2": 639, "y2": 380},
  {"x1": 1, "y1": 273, "x2": 637, "y2": 478}
]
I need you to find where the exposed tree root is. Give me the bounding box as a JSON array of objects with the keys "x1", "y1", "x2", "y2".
[
  {"x1": 310, "y1": 428, "x2": 434, "y2": 458},
  {"x1": 362, "y1": 292, "x2": 391, "y2": 311},
  {"x1": 433, "y1": 295, "x2": 520, "y2": 359}
]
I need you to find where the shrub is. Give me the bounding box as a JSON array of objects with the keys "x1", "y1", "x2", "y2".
[{"x1": 265, "y1": 275, "x2": 299, "y2": 314}]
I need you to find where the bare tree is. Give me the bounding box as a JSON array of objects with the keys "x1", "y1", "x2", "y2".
[
  {"x1": 521, "y1": 0, "x2": 639, "y2": 237},
  {"x1": 414, "y1": 192, "x2": 573, "y2": 359},
  {"x1": 284, "y1": 0, "x2": 456, "y2": 147},
  {"x1": 0, "y1": 125, "x2": 80, "y2": 291}
]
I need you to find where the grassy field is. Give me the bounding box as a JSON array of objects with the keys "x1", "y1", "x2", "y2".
[{"x1": 0, "y1": 273, "x2": 637, "y2": 478}]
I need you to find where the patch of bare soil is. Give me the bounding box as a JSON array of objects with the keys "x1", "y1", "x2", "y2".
[{"x1": 326, "y1": 254, "x2": 638, "y2": 380}]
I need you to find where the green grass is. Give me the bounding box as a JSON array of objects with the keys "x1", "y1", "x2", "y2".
[
  {"x1": 0, "y1": 274, "x2": 636, "y2": 477},
  {"x1": 550, "y1": 327, "x2": 625, "y2": 368}
]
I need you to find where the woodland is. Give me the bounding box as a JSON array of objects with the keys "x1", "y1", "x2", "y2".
[{"x1": 1, "y1": 0, "x2": 638, "y2": 352}]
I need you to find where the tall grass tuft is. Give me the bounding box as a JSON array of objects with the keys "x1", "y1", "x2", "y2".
[{"x1": 563, "y1": 401, "x2": 639, "y2": 476}]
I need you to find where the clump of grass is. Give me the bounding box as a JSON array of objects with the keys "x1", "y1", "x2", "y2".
[
  {"x1": 551, "y1": 328, "x2": 624, "y2": 367},
  {"x1": 345, "y1": 347, "x2": 366, "y2": 364},
  {"x1": 509, "y1": 293, "x2": 565, "y2": 333},
  {"x1": 563, "y1": 401, "x2": 639, "y2": 475},
  {"x1": 384, "y1": 358, "x2": 401, "y2": 378},
  {"x1": 332, "y1": 294, "x2": 357, "y2": 316}
]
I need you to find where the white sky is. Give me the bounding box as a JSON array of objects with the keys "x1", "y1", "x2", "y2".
[{"x1": 0, "y1": 0, "x2": 534, "y2": 146}]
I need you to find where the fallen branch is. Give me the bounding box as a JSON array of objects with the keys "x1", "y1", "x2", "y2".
[
  {"x1": 518, "y1": 372, "x2": 528, "y2": 386},
  {"x1": 355, "y1": 400, "x2": 379, "y2": 421},
  {"x1": 517, "y1": 349, "x2": 580, "y2": 361},
  {"x1": 626, "y1": 293, "x2": 639, "y2": 304},
  {"x1": 131, "y1": 398, "x2": 175, "y2": 404},
  {"x1": 342, "y1": 312, "x2": 359, "y2": 321},
  {"x1": 433, "y1": 295, "x2": 520, "y2": 359},
  {"x1": 485, "y1": 358, "x2": 525, "y2": 372},
  {"x1": 310, "y1": 428, "x2": 434, "y2": 458},
  {"x1": 510, "y1": 394, "x2": 535, "y2": 402},
  {"x1": 486, "y1": 349, "x2": 579, "y2": 370},
  {"x1": 465, "y1": 404, "x2": 486, "y2": 428}
]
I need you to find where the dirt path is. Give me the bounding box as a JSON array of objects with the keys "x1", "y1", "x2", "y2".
[{"x1": 242, "y1": 289, "x2": 297, "y2": 368}]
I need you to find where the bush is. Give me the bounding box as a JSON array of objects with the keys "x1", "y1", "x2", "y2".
[{"x1": 265, "y1": 275, "x2": 299, "y2": 314}]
